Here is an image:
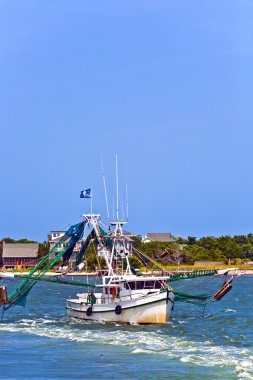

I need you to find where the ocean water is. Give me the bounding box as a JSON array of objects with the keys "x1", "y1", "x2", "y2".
[{"x1": 0, "y1": 275, "x2": 252, "y2": 380}]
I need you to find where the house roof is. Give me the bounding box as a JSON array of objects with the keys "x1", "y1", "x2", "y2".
[
  {"x1": 3, "y1": 243, "x2": 39, "y2": 258},
  {"x1": 145, "y1": 233, "x2": 176, "y2": 242}
]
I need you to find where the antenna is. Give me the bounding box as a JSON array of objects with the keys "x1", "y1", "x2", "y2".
[
  {"x1": 112, "y1": 195, "x2": 115, "y2": 220},
  {"x1": 101, "y1": 157, "x2": 110, "y2": 219},
  {"x1": 116, "y1": 154, "x2": 119, "y2": 221},
  {"x1": 121, "y1": 196, "x2": 125, "y2": 221},
  {"x1": 125, "y1": 166, "x2": 129, "y2": 222}
]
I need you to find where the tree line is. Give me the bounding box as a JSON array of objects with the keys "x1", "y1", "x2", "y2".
[
  {"x1": 1, "y1": 234, "x2": 253, "y2": 269},
  {"x1": 132, "y1": 234, "x2": 253, "y2": 266}
]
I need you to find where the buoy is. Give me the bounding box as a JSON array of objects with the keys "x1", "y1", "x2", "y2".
[
  {"x1": 115, "y1": 305, "x2": 122, "y2": 315},
  {"x1": 213, "y1": 284, "x2": 232, "y2": 301},
  {"x1": 86, "y1": 306, "x2": 93, "y2": 316}
]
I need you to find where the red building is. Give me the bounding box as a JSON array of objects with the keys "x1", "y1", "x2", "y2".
[{"x1": 2, "y1": 241, "x2": 39, "y2": 269}]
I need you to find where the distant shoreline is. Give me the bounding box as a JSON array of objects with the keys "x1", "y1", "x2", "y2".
[
  {"x1": 1, "y1": 267, "x2": 253, "y2": 278},
  {"x1": 0, "y1": 271, "x2": 98, "y2": 277}
]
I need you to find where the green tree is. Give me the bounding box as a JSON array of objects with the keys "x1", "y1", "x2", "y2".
[
  {"x1": 198, "y1": 236, "x2": 218, "y2": 250},
  {"x1": 176, "y1": 237, "x2": 188, "y2": 244},
  {"x1": 217, "y1": 236, "x2": 241, "y2": 259},
  {"x1": 241, "y1": 243, "x2": 253, "y2": 259},
  {"x1": 183, "y1": 245, "x2": 210, "y2": 264},
  {"x1": 1, "y1": 237, "x2": 15, "y2": 243},
  {"x1": 208, "y1": 248, "x2": 225, "y2": 261},
  {"x1": 139, "y1": 241, "x2": 185, "y2": 265},
  {"x1": 233, "y1": 235, "x2": 248, "y2": 245},
  {"x1": 187, "y1": 236, "x2": 197, "y2": 245},
  {"x1": 38, "y1": 242, "x2": 50, "y2": 258},
  {"x1": 131, "y1": 235, "x2": 142, "y2": 248},
  {"x1": 128, "y1": 256, "x2": 141, "y2": 268},
  {"x1": 17, "y1": 238, "x2": 37, "y2": 244}
]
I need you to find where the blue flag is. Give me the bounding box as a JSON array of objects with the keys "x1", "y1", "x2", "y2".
[{"x1": 80, "y1": 189, "x2": 91, "y2": 199}]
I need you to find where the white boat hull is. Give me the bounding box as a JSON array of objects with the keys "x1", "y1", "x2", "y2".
[{"x1": 66, "y1": 291, "x2": 174, "y2": 324}]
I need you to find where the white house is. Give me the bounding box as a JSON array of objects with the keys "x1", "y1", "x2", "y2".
[{"x1": 48, "y1": 230, "x2": 83, "y2": 262}]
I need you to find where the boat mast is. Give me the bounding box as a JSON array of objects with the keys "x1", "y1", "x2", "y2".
[
  {"x1": 83, "y1": 214, "x2": 111, "y2": 271},
  {"x1": 116, "y1": 153, "x2": 119, "y2": 221},
  {"x1": 83, "y1": 156, "x2": 132, "y2": 278},
  {"x1": 101, "y1": 157, "x2": 110, "y2": 219},
  {"x1": 106, "y1": 156, "x2": 131, "y2": 276},
  {"x1": 126, "y1": 178, "x2": 129, "y2": 222}
]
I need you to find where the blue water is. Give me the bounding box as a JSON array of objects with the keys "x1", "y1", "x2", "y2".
[{"x1": 1, "y1": 275, "x2": 253, "y2": 380}]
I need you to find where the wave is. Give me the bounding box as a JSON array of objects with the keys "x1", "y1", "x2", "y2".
[{"x1": 1, "y1": 317, "x2": 253, "y2": 379}]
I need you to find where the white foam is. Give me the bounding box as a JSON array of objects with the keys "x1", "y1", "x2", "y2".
[
  {"x1": 132, "y1": 348, "x2": 154, "y2": 354},
  {"x1": 236, "y1": 366, "x2": 253, "y2": 380},
  {"x1": 1, "y1": 318, "x2": 253, "y2": 379},
  {"x1": 180, "y1": 356, "x2": 191, "y2": 363}
]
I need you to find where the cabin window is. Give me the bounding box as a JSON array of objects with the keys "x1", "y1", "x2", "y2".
[
  {"x1": 124, "y1": 281, "x2": 162, "y2": 290},
  {"x1": 136, "y1": 281, "x2": 144, "y2": 290},
  {"x1": 144, "y1": 281, "x2": 156, "y2": 289},
  {"x1": 126, "y1": 282, "x2": 135, "y2": 290},
  {"x1": 142, "y1": 281, "x2": 162, "y2": 289},
  {"x1": 156, "y1": 281, "x2": 162, "y2": 289}
]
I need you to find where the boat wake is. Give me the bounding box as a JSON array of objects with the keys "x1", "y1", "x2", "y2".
[{"x1": 1, "y1": 317, "x2": 253, "y2": 379}]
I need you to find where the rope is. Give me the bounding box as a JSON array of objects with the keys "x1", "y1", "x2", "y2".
[
  {"x1": 84, "y1": 222, "x2": 109, "y2": 278},
  {"x1": 58, "y1": 214, "x2": 84, "y2": 232},
  {"x1": 201, "y1": 300, "x2": 208, "y2": 317},
  {"x1": 87, "y1": 223, "x2": 102, "y2": 279},
  {"x1": 133, "y1": 247, "x2": 168, "y2": 272}
]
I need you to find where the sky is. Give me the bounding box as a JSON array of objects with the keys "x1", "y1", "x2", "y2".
[{"x1": 1, "y1": 0, "x2": 253, "y2": 242}]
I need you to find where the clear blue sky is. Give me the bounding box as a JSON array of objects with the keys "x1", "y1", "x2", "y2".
[{"x1": 1, "y1": 0, "x2": 253, "y2": 241}]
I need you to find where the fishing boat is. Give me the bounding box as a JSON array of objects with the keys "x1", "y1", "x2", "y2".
[
  {"x1": 0, "y1": 156, "x2": 233, "y2": 322},
  {"x1": 66, "y1": 214, "x2": 175, "y2": 324},
  {"x1": 0, "y1": 212, "x2": 233, "y2": 322}
]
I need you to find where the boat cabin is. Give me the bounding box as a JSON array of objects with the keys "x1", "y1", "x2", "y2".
[{"x1": 87, "y1": 276, "x2": 170, "y2": 304}]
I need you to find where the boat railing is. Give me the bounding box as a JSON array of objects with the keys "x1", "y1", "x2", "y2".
[
  {"x1": 81, "y1": 287, "x2": 168, "y2": 305},
  {"x1": 93, "y1": 290, "x2": 163, "y2": 304},
  {"x1": 118, "y1": 290, "x2": 166, "y2": 302}
]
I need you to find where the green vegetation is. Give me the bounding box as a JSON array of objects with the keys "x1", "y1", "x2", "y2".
[
  {"x1": 2, "y1": 233, "x2": 253, "y2": 271},
  {"x1": 133, "y1": 234, "x2": 253, "y2": 266},
  {"x1": 82, "y1": 245, "x2": 106, "y2": 271},
  {"x1": 38, "y1": 242, "x2": 50, "y2": 258}
]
